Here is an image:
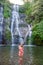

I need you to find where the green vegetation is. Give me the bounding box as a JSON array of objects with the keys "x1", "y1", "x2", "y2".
[
  {"x1": 0, "y1": 0, "x2": 12, "y2": 44},
  {"x1": 32, "y1": 0, "x2": 43, "y2": 45},
  {"x1": 5, "y1": 19, "x2": 11, "y2": 42},
  {"x1": 19, "y1": 0, "x2": 43, "y2": 45},
  {"x1": 32, "y1": 20, "x2": 43, "y2": 45},
  {"x1": 0, "y1": 0, "x2": 11, "y2": 18},
  {"x1": 5, "y1": 29, "x2": 11, "y2": 41}
]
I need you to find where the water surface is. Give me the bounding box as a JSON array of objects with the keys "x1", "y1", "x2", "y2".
[{"x1": 0, "y1": 46, "x2": 43, "y2": 65}]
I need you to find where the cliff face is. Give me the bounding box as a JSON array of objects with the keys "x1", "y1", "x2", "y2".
[
  {"x1": 0, "y1": 4, "x2": 29, "y2": 45},
  {"x1": 0, "y1": 3, "x2": 11, "y2": 44}
]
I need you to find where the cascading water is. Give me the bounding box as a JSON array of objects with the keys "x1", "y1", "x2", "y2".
[
  {"x1": 0, "y1": 5, "x2": 3, "y2": 44},
  {"x1": 24, "y1": 24, "x2": 32, "y2": 45},
  {"x1": 11, "y1": 4, "x2": 24, "y2": 45},
  {"x1": 29, "y1": 25, "x2": 32, "y2": 37},
  {"x1": 28, "y1": 25, "x2": 32, "y2": 45},
  {"x1": 11, "y1": 6, "x2": 15, "y2": 45}
]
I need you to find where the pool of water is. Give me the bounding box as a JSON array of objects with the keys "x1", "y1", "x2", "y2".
[{"x1": 0, "y1": 46, "x2": 43, "y2": 65}]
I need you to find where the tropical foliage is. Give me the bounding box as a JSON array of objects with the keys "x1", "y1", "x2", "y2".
[
  {"x1": 32, "y1": 20, "x2": 43, "y2": 45},
  {"x1": 0, "y1": 0, "x2": 11, "y2": 18},
  {"x1": 19, "y1": 0, "x2": 43, "y2": 45}
]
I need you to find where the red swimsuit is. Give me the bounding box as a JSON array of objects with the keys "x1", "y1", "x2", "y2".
[{"x1": 18, "y1": 45, "x2": 24, "y2": 57}]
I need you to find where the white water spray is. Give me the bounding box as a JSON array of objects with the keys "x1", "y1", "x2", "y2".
[
  {"x1": 11, "y1": 5, "x2": 23, "y2": 45},
  {"x1": 0, "y1": 6, "x2": 3, "y2": 43},
  {"x1": 28, "y1": 25, "x2": 32, "y2": 45},
  {"x1": 24, "y1": 24, "x2": 32, "y2": 45}
]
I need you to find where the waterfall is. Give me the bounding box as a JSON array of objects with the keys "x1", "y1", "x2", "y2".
[
  {"x1": 24, "y1": 24, "x2": 32, "y2": 45},
  {"x1": 11, "y1": 5, "x2": 15, "y2": 45},
  {"x1": 28, "y1": 25, "x2": 32, "y2": 45},
  {"x1": 11, "y1": 4, "x2": 24, "y2": 45},
  {"x1": 28, "y1": 25, "x2": 32, "y2": 39},
  {"x1": 0, "y1": 5, "x2": 3, "y2": 44}
]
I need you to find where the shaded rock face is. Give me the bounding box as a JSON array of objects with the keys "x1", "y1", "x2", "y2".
[
  {"x1": 19, "y1": 13, "x2": 26, "y2": 21},
  {"x1": 19, "y1": 22, "x2": 29, "y2": 38},
  {"x1": 14, "y1": 35, "x2": 19, "y2": 44},
  {"x1": 2, "y1": 35, "x2": 6, "y2": 44},
  {"x1": 0, "y1": 32, "x2": 2, "y2": 44}
]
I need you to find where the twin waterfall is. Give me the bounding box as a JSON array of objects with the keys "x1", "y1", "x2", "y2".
[
  {"x1": 0, "y1": 4, "x2": 32, "y2": 45},
  {"x1": 11, "y1": 4, "x2": 32, "y2": 45}
]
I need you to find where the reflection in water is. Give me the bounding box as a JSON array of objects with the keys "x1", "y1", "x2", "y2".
[
  {"x1": 29, "y1": 47, "x2": 33, "y2": 65},
  {"x1": 9, "y1": 46, "x2": 18, "y2": 65},
  {"x1": 18, "y1": 45, "x2": 24, "y2": 65},
  {"x1": 0, "y1": 46, "x2": 43, "y2": 65},
  {"x1": 24, "y1": 46, "x2": 33, "y2": 65},
  {"x1": 10, "y1": 46, "x2": 14, "y2": 59},
  {"x1": 9, "y1": 46, "x2": 15, "y2": 64}
]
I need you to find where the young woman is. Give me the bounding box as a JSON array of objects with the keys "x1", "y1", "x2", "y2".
[
  {"x1": 18, "y1": 44, "x2": 24, "y2": 57},
  {"x1": 18, "y1": 43, "x2": 24, "y2": 65}
]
